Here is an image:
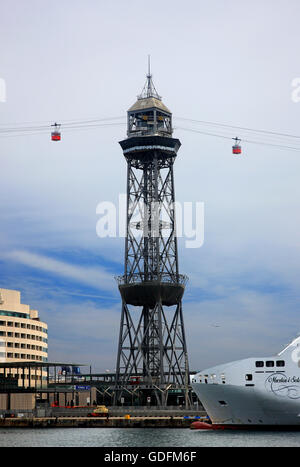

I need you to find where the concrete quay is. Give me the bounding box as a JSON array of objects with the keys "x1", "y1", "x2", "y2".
[{"x1": 0, "y1": 415, "x2": 204, "y2": 428}]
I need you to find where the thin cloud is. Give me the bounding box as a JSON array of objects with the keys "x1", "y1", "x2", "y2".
[{"x1": 4, "y1": 249, "x2": 116, "y2": 293}]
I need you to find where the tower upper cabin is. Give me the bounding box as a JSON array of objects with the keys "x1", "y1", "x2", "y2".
[{"x1": 127, "y1": 64, "x2": 172, "y2": 138}]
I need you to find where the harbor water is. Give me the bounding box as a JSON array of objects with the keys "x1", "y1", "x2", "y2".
[{"x1": 1, "y1": 427, "x2": 300, "y2": 447}]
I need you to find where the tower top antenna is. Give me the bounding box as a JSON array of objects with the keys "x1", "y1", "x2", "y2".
[
  {"x1": 147, "y1": 54, "x2": 151, "y2": 78},
  {"x1": 138, "y1": 55, "x2": 161, "y2": 100}
]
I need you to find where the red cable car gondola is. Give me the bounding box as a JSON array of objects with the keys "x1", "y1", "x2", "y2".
[
  {"x1": 232, "y1": 136, "x2": 241, "y2": 155},
  {"x1": 51, "y1": 122, "x2": 61, "y2": 141}
]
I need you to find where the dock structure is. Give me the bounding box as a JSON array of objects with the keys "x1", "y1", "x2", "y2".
[
  {"x1": 0, "y1": 416, "x2": 204, "y2": 428},
  {"x1": 0, "y1": 361, "x2": 201, "y2": 413}
]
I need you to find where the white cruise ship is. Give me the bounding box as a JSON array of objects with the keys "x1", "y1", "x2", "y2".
[{"x1": 191, "y1": 336, "x2": 300, "y2": 428}]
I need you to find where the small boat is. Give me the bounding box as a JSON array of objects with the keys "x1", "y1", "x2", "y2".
[
  {"x1": 190, "y1": 420, "x2": 213, "y2": 430},
  {"x1": 190, "y1": 416, "x2": 213, "y2": 430}
]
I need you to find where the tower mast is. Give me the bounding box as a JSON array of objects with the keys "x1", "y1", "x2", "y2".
[{"x1": 114, "y1": 64, "x2": 190, "y2": 406}]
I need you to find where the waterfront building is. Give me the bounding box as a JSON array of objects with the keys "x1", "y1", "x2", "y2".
[{"x1": 0, "y1": 288, "x2": 48, "y2": 388}]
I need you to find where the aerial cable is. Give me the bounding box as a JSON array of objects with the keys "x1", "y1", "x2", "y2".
[
  {"x1": 1, "y1": 112, "x2": 300, "y2": 153},
  {"x1": 0, "y1": 116, "x2": 124, "y2": 132},
  {"x1": 176, "y1": 126, "x2": 300, "y2": 152},
  {"x1": 1, "y1": 113, "x2": 299, "y2": 143},
  {"x1": 174, "y1": 117, "x2": 300, "y2": 141},
  {"x1": 0, "y1": 121, "x2": 126, "y2": 136}
]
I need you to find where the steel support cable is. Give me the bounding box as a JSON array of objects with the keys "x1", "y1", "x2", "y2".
[
  {"x1": 1, "y1": 112, "x2": 300, "y2": 143},
  {"x1": 2, "y1": 122, "x2": 300, "y2": 152},
  {"x1": 0, "y1": 121, "x2": 126, "y2": 138},
  {"x1": 174, "y1": 116, "x2": 300, "y2": 141},
  {"x1": 0, "y1": 116, "x2": 125, "y2": 133},
  {"x1": 176, "y1": 126, "x2": 300, "y2": 152},
  {"x1": 1, "y1": 112, "x2": 300, "y2": 152}
]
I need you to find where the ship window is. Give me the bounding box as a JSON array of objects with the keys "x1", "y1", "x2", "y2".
[
  {"x1": 255, "y1": 361, "x2": 264, "y2": 367},
  {"x1": 266, "y1": 361, "x2": 274, "y2": 367},
  {"x1": 276, "y1": 360, "x2": 285, "y2": 367},
  {"x1": 245, "y1": 374, "x2": 253, "y2": 381}
]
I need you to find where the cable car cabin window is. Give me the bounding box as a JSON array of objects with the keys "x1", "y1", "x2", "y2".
[
  {"x1": 255, "y1": 361, "x2": 264, "y2": 367},
  {"x1": 276, "y1": 360, "x2": 285, "y2": 367},
  {"x1": 245, "y1": 374, "x2": 253, "y2": 381},
  {"x1": 266, "y1": 361, "x2": 274, "y2": 367}
]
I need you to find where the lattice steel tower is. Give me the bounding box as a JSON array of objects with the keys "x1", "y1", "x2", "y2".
[{"x1": 114, "y1": 63, "x2": 190, "y2": 406}]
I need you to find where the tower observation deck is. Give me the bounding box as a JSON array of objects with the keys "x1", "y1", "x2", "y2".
[{"x1": 114, "y1": 64, "x2": 191, "y2": 406}]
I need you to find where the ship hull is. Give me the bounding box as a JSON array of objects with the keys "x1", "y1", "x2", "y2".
[{"x1": 192, "y1": 382, "x2": 300, "y2": 426}]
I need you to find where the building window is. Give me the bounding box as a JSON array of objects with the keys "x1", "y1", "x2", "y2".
[
  {"x1": 0, "y1": 311, "x2": 29, "y2": 319},
  {"x1": 255, "y1": 361, "x2": 264, "y2": 367}
]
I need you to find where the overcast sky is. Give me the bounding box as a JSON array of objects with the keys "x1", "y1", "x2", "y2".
[{"x1": 1, "y1": 0, "x2": 300, "y2": 372}]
